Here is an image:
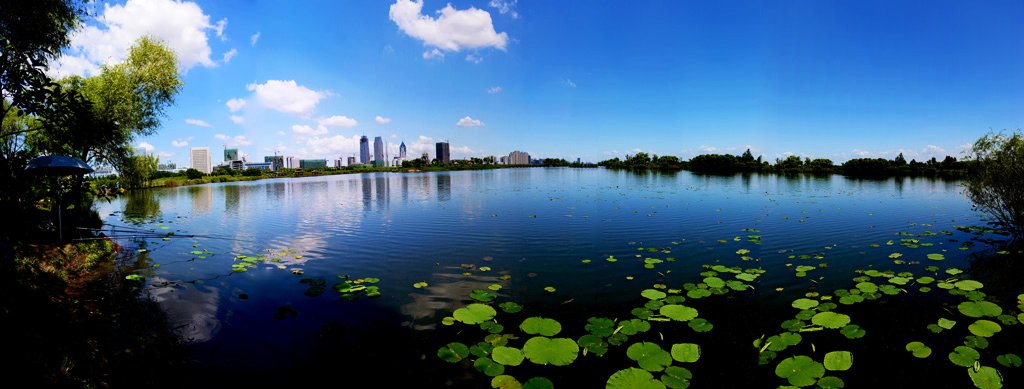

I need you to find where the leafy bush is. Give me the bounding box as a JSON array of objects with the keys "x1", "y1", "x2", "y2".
[{"x1": 184, "y1": 168, "x2": 203, "y2": 180}]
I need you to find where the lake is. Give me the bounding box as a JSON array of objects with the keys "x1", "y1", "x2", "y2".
[{"x1": 97, "y1": 168, "x2": 1022, "y2": 388}]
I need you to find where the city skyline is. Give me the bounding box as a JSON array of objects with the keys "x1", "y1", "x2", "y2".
[{"x1": 49, "y1": 1, "x2": 1024, "y2": 167}]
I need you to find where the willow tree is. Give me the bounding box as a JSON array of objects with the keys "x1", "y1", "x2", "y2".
[{"x1": 964, "y1": 130, "x2": 1024, "y2": 240}]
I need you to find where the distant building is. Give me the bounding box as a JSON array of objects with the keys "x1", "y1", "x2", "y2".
[
  {"x1": 393, "y1": 156, "x2": 402, "y2": 167},
  {"x1": 300, "y1": 159, "x2": 327, "y2": 169},
  {"x1": 333, "y1": 159, "x2": 344, "y2": 168},
  {"x1": 157, "y1": 162, "x2": 177, "y2": 171},
  {"x1": 285, "y1": 156, "x2": 300, "y2": 169},
  {"x1": 576, "y1": 157, "x2": 581, "y2": 164},
  {"x1": 421, "y1": 152, "x2": 430, "y2": 163},
  {"x1": 484, "y1": 156, "x2": 496, "y2": 164},
  {"x1": 499, "y1": 156, "x2": 507, "y2": 165},
  {"x1": 347, "y1": 156, "x2": 357, "y2": 166},
  {"x1": 190, "y1": 147, "x2": 212, "y2": 174},
  {"x1": 359, "y1": 136, "x2": 370, "y2": 164},
  {"x1": 224, "y1": 148, "x2": 238, "y2": 162},
  {"x1": 435, "y1": 141, "x2": 450, "y2": 164},
  {"x1": 245, "y1": 162, "x2": 273, "y2": 170},
  {"x1": 508, "y1": 150, "x2": 530, "y2": 165},
  {"x1": 229, "y1": 160, "x2": 245, "y2": 170},
  {"x1": 264, "y1": 156, "x2": 284, "y2": 170},
  {"x1": 373, "y1": 136, "x2": 385, "y2": 164},
  {"x1": 399, "y1": 142, "x2": 407, "y2": 159}
]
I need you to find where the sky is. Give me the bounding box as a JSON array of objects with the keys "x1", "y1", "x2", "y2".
[{"x1": 48, "y1": 0, "x2": 1024, "y2": 166}]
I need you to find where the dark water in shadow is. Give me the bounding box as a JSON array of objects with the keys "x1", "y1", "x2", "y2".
[{"x1": 96, "y1": 168, "x2": 1021, "y2": 387}]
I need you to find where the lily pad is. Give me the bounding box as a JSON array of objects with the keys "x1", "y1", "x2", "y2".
[
  {"x1": 522, "y1": 337, "x2": 579, "y2": 366},
  {"x1": 968, "y1": 320, "x2": 1002, "y2": 337},
  {"x1": 927, "y1": 253, "x2": 945, "y2": 261},
  {"x1": 471, "y1": 289, "x2": 498, "y2": 302},
  {"x1": 792, "y1": 298, "x2": 819, "y2": 310},
  {"x1": 817, "y1": 376, "x2": 845, "y2": 389},
  {"x1": 688, "y1": 318, "x2": 713, "y2": 332},
  {"x1": 968, "y1": 366, "x2": 1003, "y2": 389},
  {"x1": 840, "y1": 325, "x2": 866, "y2": 339},
  {"x1": 499, "y1": 302, "x2": 523, "y2": 314},
  {"x1": 520, "y1": 317, "x2": 562, "y2": 336},
  {"x1": 670, "y1": 343, "x2": 701, "y2": 363},
  {"x1": 627, "y1": 342, "x2": 673, "y2": 372},
  {"x1": 949, "y1": 346, "x2": 980, "y2": 367},
  {"x1": 775, "y1": 355, "x2": 826, "y2": 387},
  {"x1": 586, "y1": 317, "x2": 615, "y2": 337},
  {"x1": 491, "y1": 346, "x2": 525, "y2": 366},
  {"x1": 660, "y1": 366, "x2": 692, "y2": 389},
  {"x1": 491, "y1": 375, "x2": 521, "y2": 389},
  {"x1": 438, "y1": 342, "x2": 470, "y2": 363},
  {"x1": 454, "y1": 304, "x2": 497, "y2": 325},
  {"x1": 413, "y1": 281, "x2": 428, "y2": 288},
  {"x1": 905, "y1": 341, "x2": 931, "y2": 358},
  {"x1": 642, "y1": 289, "x2": 667, "y2": 300},
  {"x1": 607, "y1": 367, "x2": 666, "y2": 389},
  {"x1": 522, "y1": 377, "x2": 554, "y2": 389},
  {"x1": 703, "y1": 277, "x2": 726, "y2": 289},
  {"x1": 474, "y1": 356, "x2": 505, "y2": 377},
  {"x1": 811, "y1": 312, "x2": 851, "y2": 329},
  {"x1": 619, "y1": 318, "x2": 651, "y2": 335},
  {"x1": 997, "y1": 354, "x2": 1022, "y2": 368},
  {"x1": 823, "y1": 351, "x2": 853, "y2": 371},
  {"x1": 855, "y1": 282, "x2": 878, "y2": 293},
  {"x1": 578, "y1": 334, "x2": 609, "y2": 356},
  {"x1": 660, "y1": 304, "x2": 699, "y2": 322},
  {"x1": 543, "y1": 286, "x2": 556, "y2": 293},
  {"x1": 955, "y1": 280, "x2": 984, "y2": 291},
  {"x1": 958, "y1": 301, "x2": 1003, "y2": 318}
]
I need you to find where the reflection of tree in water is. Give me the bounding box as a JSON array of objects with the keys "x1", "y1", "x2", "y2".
[
  {"x1": 123, "y1": 189, "x2": 161, "y2": 222},
  {"x1": 966, "y1": 242, "x2": 1024, "y2": 303}
]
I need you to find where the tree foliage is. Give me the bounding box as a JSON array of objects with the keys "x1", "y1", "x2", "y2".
[{"x1": 964, "y1": 130, "x2": 1024, "y2": 240}]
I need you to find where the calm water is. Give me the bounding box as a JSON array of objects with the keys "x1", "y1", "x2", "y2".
[{"x1": 97, "y1": 168, "x2": 1018, "y2": 387}]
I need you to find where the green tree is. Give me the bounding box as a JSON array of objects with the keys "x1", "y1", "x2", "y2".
[
  {"x1": 118, "y1": 153, "x2": 158, "y2": 189},
  {"x1": 964, "y1": 130, "x2": 1024, "y2": 240}
]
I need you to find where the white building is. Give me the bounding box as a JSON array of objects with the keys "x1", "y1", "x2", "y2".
[
  {"x1": 508, "y1": 150, "x2": 530, "y2": 165},
  {"x1": 285, "y1": 156, "x2": 301, "y2": 169},
  {"x1": 190, "y1": 147, "x2": 212, "y2": 174}
]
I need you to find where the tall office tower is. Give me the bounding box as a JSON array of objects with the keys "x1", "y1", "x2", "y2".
[
  {"x1": 399, "y1": 141, "x2": 407, "y2": 159},
  {"x1": 190, "y1": 147, "x2": 212, "y2": 174},
  {"x1": 359, "y1": 136, "x2": 370, "y2": 164},
  {"x1": 347, "y1": 156, "x2": 356, "y2": 166},
  {"x1": 224, "y1": 148, "x2": 238, "y2": 162},
  {"x1": 373, "y1": 136, "x2": 384, "y2": 163},
  {"x1": 435, "y1": 141, "x2": 450, "y2": 164}
]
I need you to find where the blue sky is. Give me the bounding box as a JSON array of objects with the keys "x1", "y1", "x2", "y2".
[{"x1": 50, "y1": 0, "x2": 1024, "y2": 166}]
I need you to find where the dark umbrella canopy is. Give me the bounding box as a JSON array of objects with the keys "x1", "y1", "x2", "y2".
[{"x1": 25, "y1": 155, "x2": 94, "y2": 176}]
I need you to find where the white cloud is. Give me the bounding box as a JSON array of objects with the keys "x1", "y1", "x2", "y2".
[
  {"x1": 214, "y1": 18, "x2": 228, "y2": 41},
  {"x1": 487, "y1": 86, "x2": 502, "y2": 94},
  {"x1": 564, "y1": 79, "x2": 577, "y2": 89},
  {"x1": 292, "y1": 124, "x2": 327, "y2": 137},
  {"x1": 304, "y1": 134, "x2": 363, "y2": 156},
  {"x1": 957, "y1": 143, "x2": 973, "y2": 155},
  {"x1": 157, "y1": 151, "x2": 176, "y2": 158},
  {"x1": 422, "y1": 48, "x2": 445, "y2": 61},
  {"x1": 229, "y1": 115, "x2": 244, "y2": 124},
  {"x1": 698, "y1": 145, "x2": 718, "y2": 153},
  {"x1": 226, "y1": 98, "x2": 247, "y2": 112},
  {"x1": 185, "y1": 118, "x2": 212, "y2": 127},
  {"x1": 389, "y1": 0, "x2": 509, "y2": 52},
  {"x1": 375, "y1": 115, "x2": 392, "y2": 124},
  {"x1": 456, "y1": 116, "x2": 484, "y2": 127},
  {"x1": 922, "y1": 144, "x2": 946, "y2": 156},
  {"x1": 221, "y1": 48, "x2": 237, "y2": 64},
  {"x1": 49, "y1": 0, "x2": 219, "y2": 77},
  {"x1": 250, "y1": 32, "x2": 261, "y2": 46},
  {"x1": 214, "y1": 133, "x2": 252, "y2": 146},
  {"x1": 246, "y1": 80, "x2": 329, "y2": 118},
  {"x1": 465, "y1": 54, "x2": 483, "y2": 64},
  {"x1": 488, "y1": 0, "x2": 519, "y2": 19},
  {"x1": 318, "y1": 115, "x2": 358, "y2": 128},
  {"x1": 172, "y1": 139, "x2": 189, "y2": 147},
  {"x1": 137, "y1": 141, "x2": 155, "y2": 153}
]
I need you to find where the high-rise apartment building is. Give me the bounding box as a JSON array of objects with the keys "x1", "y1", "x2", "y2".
[
  {"x1": 286, "y1": 156, "x2": 300, "y2": 169},
  {"x1": 190, "y1": 147, "x2": 212, "y2": 174},
  {"x1": 435, "y1": 141, "x2": 450, "y2": 164},
  {"x1": 373, "y1": 136, "x2": 385, "y2": 164},
  {"x1": 347, "y1": 156, "x2": 357, "y2": 166},
  {"x1": 359, "y1": 136, "x2": 370, "y2": 164},
  {"x1": 508, "y1": 150, "x2": 530, "y2": 165}
]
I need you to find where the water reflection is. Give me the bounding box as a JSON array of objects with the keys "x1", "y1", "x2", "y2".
[
  {"x1": 123, "y1": 190, "x2": 161, "y2": 222},
  {"x1": 150, "y1": 280, "x2": 221, "y2": 343},
  {"x1": 188, "y1": 185, "x2": 212, "y2": 215},
  {"x1": 437, "y1": 173, "x2": 451, "y2": 202}
]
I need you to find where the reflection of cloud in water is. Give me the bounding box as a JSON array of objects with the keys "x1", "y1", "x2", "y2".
[
  {"x1": 149, "y1": 278, "x2": 221, "y2": 343},
  {"x1": 399, "y1": 270, "x2": 510, "y2": 330}
]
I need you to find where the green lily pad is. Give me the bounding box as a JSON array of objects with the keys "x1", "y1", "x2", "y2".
[
  {"x1": 997, "y1": 354, "x2": 1022, "y2": 368},
  {"x1": 927, "y1": 253, "x2": 945, "y2": 261},
  {"x1": 792, "y1": 298, "x2": 819, "y2": 310},
  {"x1": 491, "y1": 346, "x2": 525, "y2": 366},
  {"x1": 471, "y1": 289, "x2": 498, "y2": 302},
  {"x1": 855, "y1": 282, "x2": 878, "y2": 293},
  {"x1": 958, "y1": 301, "x2": 1003, "y2": 318},
  {"x1": 968, "y1": 320, "x2": 1002, "y2": 337},
  {"x1": 490, "y1": 375, "x2": 521, "y2": 389},
  {"x1": 499, "y1": 302, "x2": 523, "y2": 314},
  {"x1": 627, "y1": 342, "x2": 673, "y2": 372},
  {"x1": 586, "y1": 317, "x2": 615, "y2": 337},
  {"x1": 817, "y1": 376, "x2": 845, "y2": 389},
  {"x1": 968, "y1": 366, "x2": 1003, "y2": 389},
  {"x1": 642, "y1": 289, "x2": 667, "y2": 300},
  {"x1": 522, "y1": 337, "x2": 578, "y2": 366},
  {"x1": 938, "y1": 318, "x2": 956, "y2": 329},
  {"x1": 823, "y1": 351, "x2": 852, "y2": 371},
  {"x1": 125, "y1": 274, "x2": 144, "y2": 282},
  {"x1": 955, "y1": 280, "x2": 984, "y2": 291},
  {"x1": 688, "y1": 318, "x2": 714, "y2": 333},
  {"x1": 949, "y1": 346, "x2": 980, "y2": 367},
  {"x1": 481, "y1": 321, "x2": 505, "y2": 334},
  {"x1": 736, "y1": 273, "x2": 758, "y2": 282},
  {"x1": 811, "y1": 312, "x2": 851, "y2": 329},
  {"x1": 413, "y1": 281, "x2": 428, "y2": 288},
  {"x1": 965, "y1": 335, "x2": 990, "y2": 349},
  {"x1": 619, "y1": 318, "x2": 651, "y2": 335},
  {"x1": 543, "y1": 286, "x2": 556, "y2": 293},
  {"x1": 703, "y1": 277, "x2": 726, "y2": 289},
  {"x1": 578, "y1": 334, "x2": 609, "y2": 356},
  {"x1": 888, "y1": 252, "x2": 903, "y2": 259},
  {"x1": 474, "y1": 356, "x2": 505, "y2": 377},
  {"x1": 660, "y1": 366, "x2": 692, "y2": 389},
  {"x1": 438, "y1": 342, "x2": 470, "y2": 362},
  {"x1": 660, "y1": 304, "x2": 699, "y2": 322},
  {"x1": 520, "y1": 317, "x2": 562, "y2": 336},
  {"x1": 670, "y1": 343, "x2": 700, "y2": 363},
  {"x1": 840, "y1": 325, "x2": 866, "y2": 339},
  {"x1": 775, "y1": 355, "x2": 826, "y2": 387},
  {"x1": 607, "y1": 368, "x2": 666, "y2": 389},
  {"x1": 888, "y1": 276, "x2": 910, "y2": 285},
  {"x1": 522, "y1": 377, "x2": 554, "y2": 389},
  {"x1": 905, "y1": 341, "x2": 931, "y2": 358},
  {"x1": 454, "y1": 304, "x2": 497, "y2": 325},
  {"x1": 441, "y1": 317, "x2": 455, "y2": 326}
]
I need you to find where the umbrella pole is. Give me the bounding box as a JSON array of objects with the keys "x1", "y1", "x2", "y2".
[{"x1": 56, "y1": 177, "x2": 63, "y2": 244}]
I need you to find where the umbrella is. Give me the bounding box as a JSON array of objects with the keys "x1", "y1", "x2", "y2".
[{"x1": 25, "y1": 155, "x2": 94, "y2": 243}]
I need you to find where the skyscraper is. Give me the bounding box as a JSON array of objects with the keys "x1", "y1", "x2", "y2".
[
  {"x1": 359, "y1": 135, "x2": 370, "y2": 164},
  {"x1": 435, "y1": 141, "x2": 450, "y2": 164},
  {"x1": 190, "y1": 147, "x2": 212, "y2": 174},
  {"x1": 508, "y1": 150, "x2": 530, "y2": 165},
  {"x1": 373, "y1": 136, "x2": 384, "y2": 163},
  {"x1": 224, "y1": 148, "x2": 238, "y2": 162},
  {"x1": 399, "y1": 141, "x2": 407, "y2": 159}
]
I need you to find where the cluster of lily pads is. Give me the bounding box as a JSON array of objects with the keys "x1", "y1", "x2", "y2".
[{"x1": 299, "y1": 275, "x2": 381, "y2": 300}]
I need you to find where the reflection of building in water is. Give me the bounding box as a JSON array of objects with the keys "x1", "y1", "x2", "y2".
[
  {"x1": 375, "y1": 174, "x2": 388, "y2": 209},
  {"x1": 400, "y1": 272, "x2": 508, "y2": 330},
  {"x1": 189, "y1": 185, "x2": 213, "y2": 214},
  {"x1": 361, "y1": 176, "x2": 373, "y2": 210},
  {"x1": 224, "y1": 185, "x2": 240, "y2": 215},
  {"x1": 437, "y1": 173, "x2": 451, "y2": 201}
]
